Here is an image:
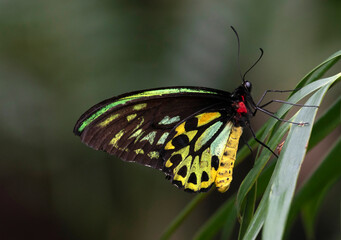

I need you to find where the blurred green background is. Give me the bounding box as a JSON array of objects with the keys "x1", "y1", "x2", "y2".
[{"x1": 0, "y1": 0, "x2": 340, "y2": 239}]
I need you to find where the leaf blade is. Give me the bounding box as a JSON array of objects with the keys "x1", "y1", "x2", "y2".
[{"x1": 262, "y1": 73, "x2": 341, "y2": 240}]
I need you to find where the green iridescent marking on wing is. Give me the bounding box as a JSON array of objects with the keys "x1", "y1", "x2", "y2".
[
  {"x1": 128, "y1": 129, "x2": 145, "y2": 143},
  {"x1": 78, "y1": 98, "x2": 131, "y2": 132},
  {"x1": 120, "y1": 88, "x2": 217, "y2": 101},
  {"x1": 158, "y1": 116, "x2": 181, "y2": 125},
  {"x1": 78, "y1": 88, "x2": 218, "y2": 132},
  {"x1": 157, "y1": 132, "x2": 169, "y2": 145},
  {"x1": 194, "y1": 121, "x2": 223, "y2": 152},
  {"x1": 129, "y1": 129, "x2": 143, "y2": 139},
  {"x1": 210, "y1": 122, "x2": 233, "y2": 157},
  {"x1": 140, "y1": 131, "x2": 157, "y2": 144}
]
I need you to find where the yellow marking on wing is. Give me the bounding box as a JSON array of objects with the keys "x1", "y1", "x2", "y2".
[
  {"x1": 126, "y1": 113, "x2": 137, "y2": 122},
  {"x1": 196, "y1": 112, "x2": 221, "y2": 127},
  {"x1": 129, "y1": 129, "x2": 144, "y2": 141},
  {"x1": 109, "y1": 129, "x2": 125, "y2": 147},
  {"x1": 148, "y1": 151, "x2": 159, "y2": 159},
  {"x1": 164, "y1": 126, "x2": 197, "y2": 150},
  {"x1": 200, "y1": 149, "x2": 213, "y2": 189},
  {"x1": 116, "y1": 147, "x2": 129, "y2": 152},
  {"x1": 184, "y1": 156, "x2": 200, "y2": 192},
  {"x1": 133, "y1": 103, "x2": 147, "y2": 110},
  {"x1": 185, "y1": 130, "x2": 198, "y2": 141},
  {"x1": 129, "y1": 117, "x2": 144, "y2": 134},
  {"x1": 134, "y1": 149, "x2": 144, "y2": 155},
  {"x1": 165, "y1": 159, "x2": 173, "y2": 168},
  {"x1": 135, "y1": 117, "x2": 144, "y2": 129},
  {"x1": 173, "y1": 155, "x2": 192, "y2": 185},
  {"x1": 174, "y1": 122, "x2": 186, "y2": 136},
  {"x1": 215, "y1": 126, "x2": 242, "y2": 193},
  {"x1": 98, "y1": 113, "x2": 120, "y2": 127},
  {"x1": 164, "y1": 141, "x2": 175, "y2": 150},
  {"x1": 165, "y1": 146, "x2": 189, "y2": 168}
]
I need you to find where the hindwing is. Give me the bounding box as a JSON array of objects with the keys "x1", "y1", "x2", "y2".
[{"x1": 161, "y1": 111, "x2": 242, "y2": 192}]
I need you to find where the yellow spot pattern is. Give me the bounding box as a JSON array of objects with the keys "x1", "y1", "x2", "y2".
[
  {"x1": 109, "y1": 129, "x2": 125, "y2": 147},
  {"x1": 164, "y1": 122, "x2": 188, "y2": 150},
  {"x1": 215, "y1": 126, "x2": 242, "y2": 193},
  {"x1": 126, "y1": 113, "x2": 137, "y2": 122},
  {"x1": 133, "y1": 103, "x2": 147, "y2": 110},
  {"x1": 148, "y1": 151, "x2": 160, "y2": 159},
  {"x1": 173, "y1": 155, "x2": 192, "y2": 184},
  {"x1": 134, "y1": 149, "x2": 144, "y2": 155},
  {"x1": 200, "y1": 149, "x2": 214, "y2": 189},
  {"x1": 129, "y1": 129, "x2": 143, "y2": 140},
  {"x1": 184, "y1": 156, "x2": 200, "y2": 191},
  {"x1": 165, "y1": 146, "x2": 190, "y2": 168},
  {"x1": 196, "y1": 112, "x2": 221, "y2": 127},
  {"x1": 98, "y1": 113, "x2": 120, "y2": 127}
]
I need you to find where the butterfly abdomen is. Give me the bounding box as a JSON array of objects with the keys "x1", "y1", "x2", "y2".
[{"x1": 215, "y1": 126, "x2": 243, "y2": 193}]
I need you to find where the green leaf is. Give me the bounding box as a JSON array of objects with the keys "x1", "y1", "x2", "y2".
[
  {"x1": 262, "y1": 74, "x2": 340, "y2": 240},
  {"x1": 241, "y1": 122, "x2": 291, "y2": 240},
  {"x1": 238, "y1": 184, "x2": 256, "y2": 240},
  {"x1": 236, "y1": 76, "x2": 337, "y2": 216},
  {"x1": 285, "y1": 137, "x2": 341, "y2": 239},
  {"x1": 242, "y1": 73, "x2": 340, "y2": 240},
  {"x1": 308, "y1": 96, "x2": 341, "y2": 150}
]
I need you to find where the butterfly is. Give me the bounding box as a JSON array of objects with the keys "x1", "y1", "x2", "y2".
[
  {"x1": 73, "y1": 27, "x2": 310, "y2": 193},
  {"x1": 73, "y1": 81, "x2": 269, "y2": 193}
]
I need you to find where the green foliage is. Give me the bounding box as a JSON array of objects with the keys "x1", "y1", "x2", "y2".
[{"x1": 161, "y1": 51, "x2": 341, "y2": 239}]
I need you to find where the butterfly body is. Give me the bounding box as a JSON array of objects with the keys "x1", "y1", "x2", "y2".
[{"x1": 74, "y1": 83, "x2": 254, "y2": 193}]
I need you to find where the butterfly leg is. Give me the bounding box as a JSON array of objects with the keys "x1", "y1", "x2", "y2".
[
  {"x1": 247, "y1": 124, "x2": 278, "y2": 158},
  {"x1": 256, "y1": 89, "x2": 297, "y2": 107},
  {"x1": 241, "y1": 134, "x2": 253, "y2": 154},
  {"x1": 258, "y1": 99, "x2": 319, "y2": 109},
  {"x1": 255, "y1": 106, "x2": 309, "y2": 126}
]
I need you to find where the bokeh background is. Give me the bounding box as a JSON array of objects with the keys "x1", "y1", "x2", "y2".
[{"x1": 0, "y1": 0, "x2": 340, "y2": 239}]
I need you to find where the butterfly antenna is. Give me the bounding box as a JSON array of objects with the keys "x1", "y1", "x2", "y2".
[
  {"x1": 243, "y1": 48, "x2": 264, "y2": 81},
  {"x1": 230, "y1": 26, "x2": 243, "y2": 81}
]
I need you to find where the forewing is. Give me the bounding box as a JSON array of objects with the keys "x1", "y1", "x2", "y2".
[{"x1": 74, "y1": 87, "x2": 228, "y2": 170}]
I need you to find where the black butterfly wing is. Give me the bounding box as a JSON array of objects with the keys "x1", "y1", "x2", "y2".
[{"x1": 74, "y1": 87, "x2": 230, "y2": 170}]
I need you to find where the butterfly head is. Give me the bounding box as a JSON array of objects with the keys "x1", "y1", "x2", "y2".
[
  {"x1": 243, "y1": 80, "x2": 252, "y2": 93},
  {"x1": 232, "y1": 80, "x2": 252, "y2": 101}
]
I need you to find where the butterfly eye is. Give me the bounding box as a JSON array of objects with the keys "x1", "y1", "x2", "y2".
[{"x1": 244, "y1": 81, "x2": 252, "y2": 92}]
